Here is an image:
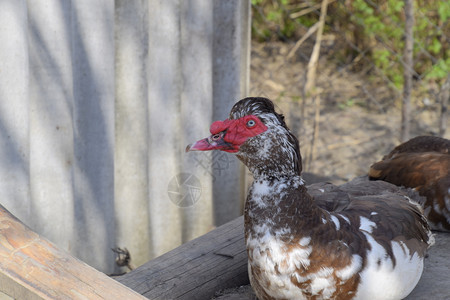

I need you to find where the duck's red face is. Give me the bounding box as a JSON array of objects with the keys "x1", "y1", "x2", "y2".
[{"x1": 186, "y1": 115, "x2": 268, "y2": 153}]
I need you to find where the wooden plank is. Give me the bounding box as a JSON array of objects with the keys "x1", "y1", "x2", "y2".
[
  {"x1": 116, "y1": 216, "x2": 249, "y2": 299},
  {"x1": 0, "y1": 204, "x2": 146, "y2": 299}
]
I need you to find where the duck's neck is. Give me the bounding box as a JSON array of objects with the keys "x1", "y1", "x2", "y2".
[
  {"x1": 239, "y1": 127, "x2": 327, "y2": 238},
  {"x1": 244, "y1": 175, "x2": 324, "y2": 241}
]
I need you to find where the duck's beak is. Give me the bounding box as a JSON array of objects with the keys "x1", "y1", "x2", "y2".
[{"x1": 186, "y1": 131, "x2": 238, "y2": 153}]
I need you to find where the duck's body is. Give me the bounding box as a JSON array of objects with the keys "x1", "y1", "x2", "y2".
[
  {"x1": 246, "y1": 176, "x2": 430, "y2": 299},
  {"x1": 187, "y1": 97, "x2": 433, "y2": 299},
  {"x1": 369, "y1": 136, "x2": 450, "y2": 231}
]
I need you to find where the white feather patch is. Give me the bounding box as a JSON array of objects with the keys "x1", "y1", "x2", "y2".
[
  {"x1": 331, "y1": 215, "x2": 340, "y2": 230},
  {"x1": 354, "y1": 233, "x2": 424, "y2": 300},
  {"x1": 359, "y1": 216, "x2": 376, "y2": 233}
]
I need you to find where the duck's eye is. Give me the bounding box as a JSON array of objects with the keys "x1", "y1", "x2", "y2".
[
  {"x1": 211, "y1": 134, "x2": 221, "y2": 141},
  {"x1": 247, "y1": 120, "x2": 256, "y2": 127}
]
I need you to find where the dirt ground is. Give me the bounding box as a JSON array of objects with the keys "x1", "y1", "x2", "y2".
[
  {"x1": 213, "y1": 41, "x2": 450, "y2": 299},
  {"x1": 249, "y1": 41, "x2": 449, "y2": 184}
]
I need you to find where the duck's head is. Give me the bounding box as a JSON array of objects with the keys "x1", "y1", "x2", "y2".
[{"x1": 186, "y1": 97, "x2": 302, "y2": 178}]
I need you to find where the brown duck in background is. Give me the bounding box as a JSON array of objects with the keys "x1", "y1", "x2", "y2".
[{"x1": 369, "y1": 136, "x2": 450, "y2": 231}]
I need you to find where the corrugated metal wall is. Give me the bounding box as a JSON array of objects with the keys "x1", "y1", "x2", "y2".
[{"x1": 0, "y1": 0, "x2": 250, "y2": 273}]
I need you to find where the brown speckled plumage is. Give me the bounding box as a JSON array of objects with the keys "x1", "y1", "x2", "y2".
[{"x1": 233, "y1": 98, "x2": 432, "y2": 299}]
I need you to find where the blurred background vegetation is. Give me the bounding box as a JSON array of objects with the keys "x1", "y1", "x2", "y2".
[
  {"x1": 249, "y1": 0, "x2": 449, "y2": 176},
  {"x1": 251, "y1": 0, "x2": 449, "y2": 90}
]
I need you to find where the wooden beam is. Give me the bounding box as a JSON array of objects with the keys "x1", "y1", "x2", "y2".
[
  {"x1": 0, "y1": 204, "x2": 146, "y2": 299},
  {"x1": 116, "y1": 216, "x2": 249, "y2": 299}
]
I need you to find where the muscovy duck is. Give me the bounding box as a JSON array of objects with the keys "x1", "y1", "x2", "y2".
[
  {"x1": 369, "y1": 135, "x2": 450, "y2": 232},
  {"x1": 186, "y1": 97, "x2": 433, "y2": 299}
]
